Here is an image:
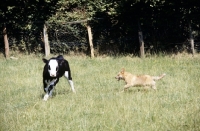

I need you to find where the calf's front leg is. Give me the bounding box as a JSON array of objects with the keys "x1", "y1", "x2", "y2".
[{"x1": 43, "y1": 79, "x2": 57, "y2": 101}]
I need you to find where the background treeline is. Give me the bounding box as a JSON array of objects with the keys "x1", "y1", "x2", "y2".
[{"x1": 1, "y1": 0, "x2": 200, "y2": 56}]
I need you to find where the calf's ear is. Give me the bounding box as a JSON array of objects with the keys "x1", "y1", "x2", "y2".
[
  {"x1": 42, "y1": 58, "x2": 48, "y2": 63},
  {"x1": 59, "y1": 59, "x2": 64, "y2": 66}
]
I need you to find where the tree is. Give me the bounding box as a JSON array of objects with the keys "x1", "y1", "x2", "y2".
[
  {"x1": 1, "y1": 0, "x2": 200, "y2": 56},
  {"x1": 0, "y1": 0, "x2": 59, "y2": 57}
]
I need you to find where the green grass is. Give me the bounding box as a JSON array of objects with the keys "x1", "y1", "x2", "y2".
[{"x1": 1, "y1": 54, "x2": 200, "y2": 131}]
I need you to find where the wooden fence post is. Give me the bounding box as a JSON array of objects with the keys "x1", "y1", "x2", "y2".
[
  {"x1": 87, "y1": 24, "x2": 94, "y2": 58},
  {"x1": 3, "y1": 26, "x2": 9, "y2": 58},
  {"x1": 189, "y1": 23, "x2": 195, "y2": 56},
  {"x1": 43, "y1": 24, "x2": 50, "y2": 57},
  {"x1": 138, "y1": 22, "x2": 145, "y2": 58}
]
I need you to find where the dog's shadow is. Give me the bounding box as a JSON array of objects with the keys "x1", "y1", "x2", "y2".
[{"x1": 114, "y1": 87, "x2": 151, "y2": 94}]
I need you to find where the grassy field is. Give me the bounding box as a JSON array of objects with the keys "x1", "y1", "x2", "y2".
[{"x1": 0, "y1": 53, "x2": 200, "y2": 131}]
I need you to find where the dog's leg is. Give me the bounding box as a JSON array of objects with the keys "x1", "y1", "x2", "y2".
[
  {"x1": 151, "y1": 85, "x2": 157, "y2": 90},
  {"x1": 64, "y1": 71, "x2": 76, "y2": 93},
  {"x1": 123, "y1": 84, "x2": 132, "y2": 91},
  {"x1": 151, "y1": 81, "x2": 157, "y2": 90},
  {"x1": 124, "y1": 84, "x2": 132, "y2": 88},
  {"x1": 144, "y1": 86, "x2": 150, "y2": 90}
]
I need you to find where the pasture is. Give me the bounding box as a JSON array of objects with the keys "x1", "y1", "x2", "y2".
[{"x1": 0, "y1": 54, "x2": 200, "y2": 131}]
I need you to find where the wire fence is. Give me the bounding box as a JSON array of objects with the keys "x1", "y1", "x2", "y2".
[{"x1": 0, "y1": 22, "x2": 199, "y2": 56}]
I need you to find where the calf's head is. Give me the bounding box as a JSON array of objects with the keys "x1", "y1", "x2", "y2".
[{"x1": 43, "y1": 58, "x2": 58, "y2": 77}]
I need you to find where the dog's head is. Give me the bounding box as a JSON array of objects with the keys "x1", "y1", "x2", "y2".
[{"x1": 115, "y1": 68, "x2": 125, "y2": 81}]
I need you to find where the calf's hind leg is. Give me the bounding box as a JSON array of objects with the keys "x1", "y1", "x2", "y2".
[{"x1": 64, "y1": 71, "x2": 76, "y2": 93}]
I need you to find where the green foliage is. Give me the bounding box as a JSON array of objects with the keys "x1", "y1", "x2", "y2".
[
  {"x1": 1, "y1": 0, "x2": 200, "y2": 55},
  {"x1": 0, "y1": 0, "x2": 59, "y2": 29},
  {"x1": 1, "y1": 54, "x2": 200, "y2": 130},
  {"x1": 47, "y1": 0, "x2": 200, "y2": 54}
]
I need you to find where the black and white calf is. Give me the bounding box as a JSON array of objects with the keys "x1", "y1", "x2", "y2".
[{"x1": 42, "y1": 55, "x2": 75, "y2": 101}]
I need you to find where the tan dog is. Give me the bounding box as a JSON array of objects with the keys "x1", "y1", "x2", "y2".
[{"x1": 115, "y1": 68, "x2": 166, "y2": 90}]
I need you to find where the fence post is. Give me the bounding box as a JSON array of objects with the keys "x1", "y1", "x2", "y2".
[
  {"x1": 189, "y1": 23, "x2": 195, "y2": 56},
  {"x1": 138, "y1": 22, "x2": 145, "y2": 58},
  {"x1": 3, "y1": 26, "x2": 9, "y2": 58},
  {"x1": 87, "y1": 24, "x2": 94, "y2": 58},
  {"x1": 43, "y1": 24, "x2": 50, "y2": 57}
]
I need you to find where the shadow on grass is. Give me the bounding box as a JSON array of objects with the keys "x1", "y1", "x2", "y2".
[
  {"x1": 39, "y1": 89, "x2": 71, "y2": 100},
  {"x1": 113, "y1": 87, "x2": 152, "y2": 94}
]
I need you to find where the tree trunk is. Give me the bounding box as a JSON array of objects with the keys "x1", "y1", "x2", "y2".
[
  {"x1": 189, "y1": 23, "x2": 195, "y2": 56},
  {"x1": 3, "y1": 27, "x2": 9, "y2": 58},
  {"x1": 43, "y1": 24, "x2": 50, "y2": 57},
  {"x1": 87, "y1": 24, "x2": 94, "y2": 58},
  {"x1": 138, "y1": 22, "x2": 145, "y2": 58}
]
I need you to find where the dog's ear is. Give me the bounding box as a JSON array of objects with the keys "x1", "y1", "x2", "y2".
[{"x1": 121, "y1": 68, "x2": 125, "y2": 74}]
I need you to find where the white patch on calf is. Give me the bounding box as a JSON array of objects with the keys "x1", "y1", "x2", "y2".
[
  {"x1": 48, "y1": 60, "x2": 58, "y2": 77},
  {"x1": 43, "y1": 94, "x2": 49, "y2": 101},
  {"x1": 69, "y1": 80, "x2": 76, "y2": 93},
  {"x1": 64, "y1": 71, "x2": 76, "y2": 93},
  {"x1": 64, "y1": 71, "x2": 69, "y2": 78}
]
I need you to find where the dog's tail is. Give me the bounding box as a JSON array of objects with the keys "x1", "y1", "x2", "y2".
[{"x1": 153, "y1": 73, "x2": 166, "y2": 80}]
